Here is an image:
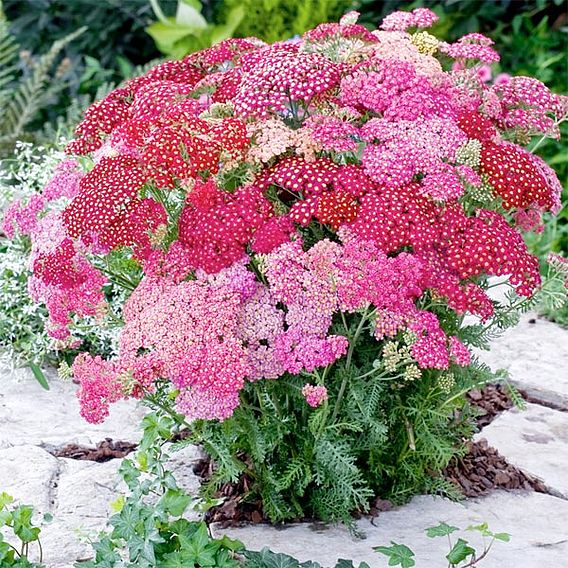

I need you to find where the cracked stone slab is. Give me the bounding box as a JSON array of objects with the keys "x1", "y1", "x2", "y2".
[
  {"x1": 165, "y1": 443, "x2": 203, "y2": 497},
  {"x1": 39, "y1": 458, "x2": 124, "y2": 568},
  {"x1": 0, "y1": 447, "x2": 122, "y2": 567},
  {"x1": 38, "y1": 448, "x2": 203, "y2": 567},
  {"x1": 0, "y1": 364, "x2": 145, "y2": 448},
  {"x1": 476, "y1": 402, "x2": 568, "y2": 499},
  {"x1": 0, "y1": 445, "x2": 60, "y2": 512},
  {"x1": 214, "y1": 491, "x2": 568, "y2": 567},
  {"x1": 475, "y1": 312, "x2": 568, "y2": 410}
]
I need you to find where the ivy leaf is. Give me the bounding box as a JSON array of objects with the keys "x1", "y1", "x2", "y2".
[
  {"x1": 465, "y1": 523, "x2": 510, "y2": 542},
  {"x1": 109, "y1": 494, "x2": 126, "y2": 514},
  {"x1": 91, "y1": 535, "x2": 122, "y2": 563},
  {"x1": 299, "y1": 561, "x2": 323, "y2": 568},
  {"x1": 0, "y1": 492, "x2": 14, "y2": 509},
  {"x1": 446, "y1": 539, "x2": 475, "y2": 565},
  {"x1": 0, "y1": 539, "x2": 16, "y2": 563},
  {"x1": 118, "y1": 459, "x2": 141, "y2": 490},
  {"x1": 160, "y1": 489, "x2": 191, "y2": 517},
  {"x1": 244, "y1": 548, "x2": 302, "y2": 568},
  {"x1": 216, "y1": 535, "x2": 246, "y2": 553},
  {"x1": 373, "y1": 542, "x2": 416, "y2": 568},
  {"x1": 426, "y1": 522, "x2": 460, "y2": 538},
  {"x1": 160, "y1": 550, "x2": 196, "y2": 568},
  {"x1": 0, "y1": 509, "x2": 12, "y2": 527},
  {"x1": 466, "y1": 522, "x2": 489, "y2": 536},
  {"x1": 12, "y1": 505, "x2": 40, "y2": 543},
  {"x1": 179, "y1": 522, "x2": 217, "y2": 565},
  {"x1": 214, "y1": 548, "x2": 242, "y2": 568}
]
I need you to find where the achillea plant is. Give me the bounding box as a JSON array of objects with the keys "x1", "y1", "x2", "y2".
[{"x1": 4, "y1": 9, "x2": 567, "y2": 522}]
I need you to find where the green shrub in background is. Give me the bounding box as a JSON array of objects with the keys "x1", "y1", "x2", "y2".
[
  {"x1": 222, "y1": 0, "x2": 352, "y2": 43},
  {"x1": 0, "y1": 5, "x2": 86, "y2": 156},
  {"x1": 145, "y1": 0, "x2": 246, "y2": 59},
  {"x1": 146, "y1": 0, "x2": 352, "y2": 58},
  {"x1": 3, "y1": 0, "x2": 158, "y2": 85}
]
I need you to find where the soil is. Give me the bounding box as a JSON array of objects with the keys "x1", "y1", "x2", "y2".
[
  {"x1": 193, "y1": 456, "x2": 265, "y2": 526},
  {"x1": 51, "y1": 438, "x2": 137, "y2": 462},
  {"x1": 444, "y1": 383, "x2": 547, "y2": 497},
  {"x1": 466, "y1": 383, "x2": 513, "y2": 428},
  {"x1": 443, "y1": 438, "x2": 547, "y2": 498}
]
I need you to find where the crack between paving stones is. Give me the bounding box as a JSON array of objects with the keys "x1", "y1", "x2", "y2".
[
  {"x1": 542, "y1": 485, "x2": 568, "y2": 502},
  {"x1": 518, "y1": 390, "x2": 568, "y2": 413},
  {"x1": 47, "y1": 457, "x2": 64, "y2": 514},
  {"x1": 535, "y1": 539, "x2": 568, "y2": 548}
]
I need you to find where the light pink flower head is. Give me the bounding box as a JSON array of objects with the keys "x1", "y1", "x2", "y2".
[{"x1": 302, "y1": 384, "x2": 328, "y2": 408}]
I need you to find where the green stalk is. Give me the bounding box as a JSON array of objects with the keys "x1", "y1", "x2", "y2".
[
  {"x1": 144, "y1": 391, "x2": 189, "y2": 430},
  {"x1": 330, "y1": 305, "x2": 370, "y2": 424}
]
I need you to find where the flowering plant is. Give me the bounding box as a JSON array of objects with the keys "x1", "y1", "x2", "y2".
[{"x1": 4, "y1": 9, "x2": 567, "y2": 522}]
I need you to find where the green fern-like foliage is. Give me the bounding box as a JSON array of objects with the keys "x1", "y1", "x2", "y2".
[
  {"x1": 0, "y1": 6, "x2": 85, "y2": 154},
  {"x1": 0, "y1": 7, "x2": 18, "y2": 108}
]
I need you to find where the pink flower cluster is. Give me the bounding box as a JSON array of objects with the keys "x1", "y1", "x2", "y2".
[
  {"x1": 302, "y1": 384, "x2": 328, "y2": 407},
  {"x1": 380, "y1": 8, "x2": 439, "y2": 32},
  {"x1": 7, "y1": 10, "x2": 564, "y2": 424}
]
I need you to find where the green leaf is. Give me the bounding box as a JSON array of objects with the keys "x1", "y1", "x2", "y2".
[
  {"x1": 176, "y1": 0, "x2": 207, "y2": 28},
  {"x1": 0, "y1": 492, "x2": 14, "y2": 509},
  {"x1": 29, "y1": 362, "x2": 49, "y2": 390},
  {"x1": 216, "y1": 535, "x2": 245, "y2": 552},
  {"x1": 210, "y1": 5, "x2": 245, "y2": 45},
  {"x1": 373, "y1": 542, "x2": 416, "y2": 568},
  {"x1": 244, "y1": 548, "x2": 303, "y2": 568},
  {"x1": 493, "y1": 533, "x2": 511, "y2": 542},
  {"x1": 109, "y1": 494, "x2": 126, "y2": 514},
  {"x1": 425, "y1": 522, "x2": 460, "y2": 538},
  {"x1": 160, "y1": 489, "x2": 191, "y2": 517},
  {"x1": 145, "y1": 21, "x2": 197, "y2": 53},
  {"x1": 0, "y1": 539, "x2": 16, "y2": 563},
  {"x1": 160, "y1": 550, "x2": 195, "y2": 568},
  {"x1": 12, "y1": 505, "x2": 40, "y2": 543},
  {"x1": 446, "y1": 539, "x2": 475, "y2": 565},
  {"x1": 0, "y1": 509, "x2": 12, "y2": 527},
  {"x1": 179, "y1": 522, "x2": 216, "y2": 564}
]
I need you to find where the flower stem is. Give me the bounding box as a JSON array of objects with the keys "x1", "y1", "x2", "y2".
[{"x1": 330, "y1": 305, "x2": 370, "y2": 424}]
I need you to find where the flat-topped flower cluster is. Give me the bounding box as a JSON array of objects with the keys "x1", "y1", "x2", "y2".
[{"x1": 4, "y1": 9, "x2": 566, "y2": 424}]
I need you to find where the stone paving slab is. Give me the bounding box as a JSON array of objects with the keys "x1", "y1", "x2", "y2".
[
  {"x1": 476, "y1": 402, "x2": 568, "y2": 499},
  {"x1": 0, "y1": 444, "x2": 60, "y2": 512},
  {"x1": 475, "y1": 312, "x2": 568, "y2": 410},
  {"x1": 0, "y1": 445, "x2": 123, "y2": 567},
  {"x1": 0, "y1": 364, "x2": 145, "y2": 448},
  {"x1": 215, "y1": 491, "x2": 568, "y2": 567},
  {"x1": 40, "y1": 458, "x2": 124, "y2": 568}
]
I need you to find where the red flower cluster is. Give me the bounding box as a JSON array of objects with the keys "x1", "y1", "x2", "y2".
[
  {"x1": 62, "y1": 155, "x2": 165, "y2": 255},
  {"x1": 481, "y1": 142, "x2": 556, "y2": 211},
  {"x1": 259, "y1": 157, "x2": 373, "y2": 228},
  {"x1": 178, "y1": 180, "x2": 273, "y2": 273}
]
